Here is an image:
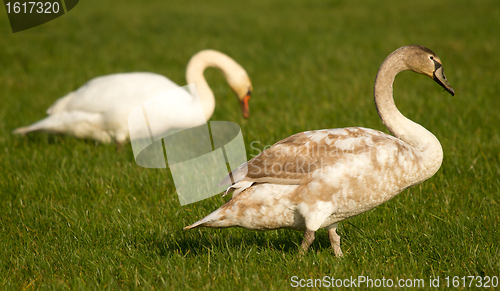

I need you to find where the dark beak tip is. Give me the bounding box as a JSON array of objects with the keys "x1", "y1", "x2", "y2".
[
  {"x1": 445, "y1": 87, "x2": 455, "y2": 96},
  {"x1": 433, "y1": 72, "x2": 455, "y2": 97}
]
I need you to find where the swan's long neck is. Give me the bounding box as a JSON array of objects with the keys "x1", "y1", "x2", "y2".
[
  {"x1": 185, "y1": 50, "x2": 245, "y2": 121},
  {"x1": 374, "y1": 49, "x2": 443, "y2": 172}
]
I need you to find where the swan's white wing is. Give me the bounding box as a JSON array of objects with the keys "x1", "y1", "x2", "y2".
[
  {"x1": 61, "y1": 72, "x2": 180, "y2": 114},
  {"x1": 46, "y1": 92, "x2": 77, "y2": 115}
]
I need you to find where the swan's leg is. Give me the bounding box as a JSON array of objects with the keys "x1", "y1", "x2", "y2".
[
  {"x1": 326, "y1": 223, "x2": 343, "y2": 257},
  {"x1": 300, "y1": 229, "x2": 315, "y2": 253}
]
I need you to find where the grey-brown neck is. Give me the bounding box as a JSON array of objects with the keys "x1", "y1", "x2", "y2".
[
  {"x1": 374, "y1": 46, "x2": 443, "y2": 171},
  {"x1": 185, "y1": 50, "x2": 247, "y2": 121}
]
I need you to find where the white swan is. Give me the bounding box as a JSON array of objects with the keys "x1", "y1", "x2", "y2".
[
  {"x1": 184, "y1": 45, "x2": 455, "y2": 257},
  {"x1": 13, "y1": 50, "x2": 253, "y2": 143}
]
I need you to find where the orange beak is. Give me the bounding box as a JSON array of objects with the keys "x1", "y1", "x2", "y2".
[{"x1": 240, "y1": 94, "x2": 250, "y2": 119}]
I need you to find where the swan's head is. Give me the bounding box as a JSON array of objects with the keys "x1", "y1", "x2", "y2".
[
  {"x1": 227, "y1": 73, "x2": 252, "y2": 119},
  {"x1": 186, "y1": 49, "x2": 253, "y2": 119},
  {"x1": 218, "y1": 57, "x2": 252, "y2": 119},
  {"x1": 404, "y1": 45, "x2": 455, "y2": 96}
]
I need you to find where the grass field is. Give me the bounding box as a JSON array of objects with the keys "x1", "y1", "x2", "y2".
[{"x1": 1, "y1": 0, "x2": 499, "y2": 289}]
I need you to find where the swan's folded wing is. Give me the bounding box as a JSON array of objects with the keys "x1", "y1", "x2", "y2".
[
  {"x1": 46, "y1": 92, "x2": 76, "y2": 114},
  {"x1": 220, "y1": 127, "x2": 383, "y2": 191},
  {"x1": 218, "y1": 162, "x2": 249, "y2": 186}
]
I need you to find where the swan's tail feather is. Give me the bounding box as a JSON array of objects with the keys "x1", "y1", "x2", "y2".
[
  {"x1": 13, "y1": 111, "x2": 102, "y2": 138},
  {"x1": 183, "y1": 219, "x2": 206, "y2": 230},
  {"x1": 12, "y1": 117, "x2": 55, "y2": 135},
  {"x1": 13, "y1": 124, "x2": 42, "y2": 135},
  {"x1": 14, "y1": 92, "x2": 75, "y2": 135},
  {"x1": 183, "y1": 208, "x2": 226, "y2": 230}
]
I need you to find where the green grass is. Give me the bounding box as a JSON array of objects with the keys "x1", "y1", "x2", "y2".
[{"x1": 1, "y1": 0, "x2": 499, "y2": 289}]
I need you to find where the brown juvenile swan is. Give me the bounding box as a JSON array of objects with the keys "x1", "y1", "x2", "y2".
[{"x1": 184, "y1": 45, "x2": 454, "y2": 256}]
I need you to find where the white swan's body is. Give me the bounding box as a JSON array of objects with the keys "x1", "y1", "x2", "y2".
[
  {"x1": 13, "y1": 50, "x2": 253, "y2": 143},
  {"x1": 185, "y1": 45, "x2": 455, "y2": 257}
]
